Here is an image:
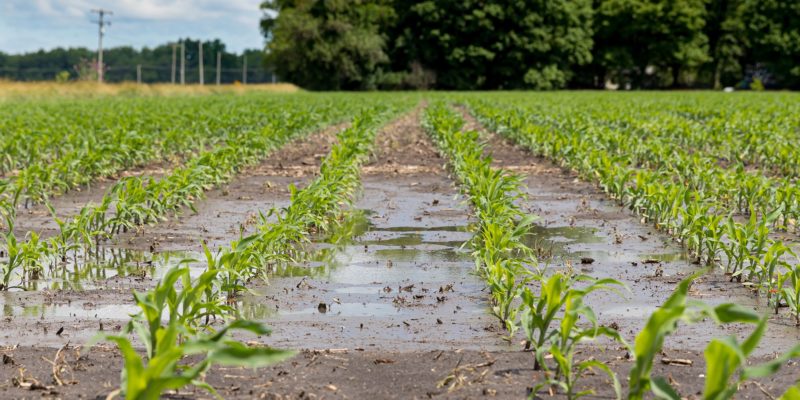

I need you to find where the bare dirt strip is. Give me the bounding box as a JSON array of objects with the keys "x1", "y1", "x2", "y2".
[
  {"x1": 0, "y1": 123, "x2": 345, "y2": 348},
  {"x1": 1, "y1": 110, "x2": 799, "y2": 399}
]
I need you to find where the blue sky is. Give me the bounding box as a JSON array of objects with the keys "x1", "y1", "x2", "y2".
[{"x1": 0, "y1": 0, "x2": 267, "y2": 54}]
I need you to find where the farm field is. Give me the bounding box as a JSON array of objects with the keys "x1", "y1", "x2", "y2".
[{"x1": 1, "y1": 91, "x2": 800, "y2": 399}]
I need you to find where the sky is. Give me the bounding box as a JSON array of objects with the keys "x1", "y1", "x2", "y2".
[{"x1": 0, "y1": 0, "x2": 267, "y2": 54}]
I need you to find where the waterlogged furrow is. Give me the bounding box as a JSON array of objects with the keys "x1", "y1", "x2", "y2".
[
  {"x1": 0, "y1": 98, "x2": 364, "y2": 291},
  {"x1": 91, "y1": 104, "x2": 412, "y2": 400},
  {"x1": 204, "y1": 102, "x2": 410, "y2": 292},
  {"x1": 466, "y1": 98, "x2": 800, "y2": 325},
  {"x1": 423, "y1": 103, "x2": 630, "y2": 397}
]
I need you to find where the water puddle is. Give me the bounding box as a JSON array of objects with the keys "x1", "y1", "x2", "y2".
[
  {"x1": 268, "y1": 221, "x2": 475, "y2": 288},
  {"x1": 1, "y1": 301, "x2": 140, "y2": 319},
  {"x1": 282, "y1": 302, "x2": 401, "y2": 317},
  {"x1": 524, "y1": 223, "x2": 689, "y2": 267},
  {"x1": 0, "y1": 248, "x2": 198, "y2": 292}
]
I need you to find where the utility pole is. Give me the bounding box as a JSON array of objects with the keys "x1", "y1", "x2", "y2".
[
  {"x1": 180, "y1": 41, "x2": 185, "y2": 85},
  {"x1": 216, "y1": 51, "x2": 221, "y2": 85},
  {"x1": 198, "y1": 42, "x2": 204, "y2": 85},
  {"x1": 136, "y1": 64, "x2": 141, "y2": 84},
  {"x1": 242, "y1": 55, "x2": 247, "y2": 84},
  {"x1": 90, "y1": 9, "x2": 113, "y2": 83},
  {"x1": 171, "y1": 43, "x2": 177, "y2": 84}
]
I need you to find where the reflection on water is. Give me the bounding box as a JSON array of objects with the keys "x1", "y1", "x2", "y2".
[
  {"x1": 2, "y1": 247, "x2": 197, "y2": 292},
  {"x1": 1, "y1": 300, "x2": 140, "y2": 319},
  {"x1": 262, "y1": 216, "x2": 475, "y2": 283},
  {"x1": 523, "y1": 223, "x2": 688, "y2": 265}
]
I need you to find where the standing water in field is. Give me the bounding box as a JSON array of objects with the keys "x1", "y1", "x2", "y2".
[{"x1": 242, "y1": 175, "x2": 506, "y2": 351}]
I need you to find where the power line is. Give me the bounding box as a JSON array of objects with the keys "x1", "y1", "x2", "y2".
[{"x1": 90, "y1": 8, "x2": 113, "y2": 83}]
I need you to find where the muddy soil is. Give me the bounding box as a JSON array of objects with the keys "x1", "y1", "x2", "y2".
[
  {"x1": 363, "y1": 104, "x2": 444, "y2": 175},
  {"x1": 0, "y1": 123, "x2": 346, "y2": 348},
  {"x1": 2, "y1": 109, "x2": 800, "y2": 399},
  {"x1": 2, "y1": 346, "x2": 797, "y2": 399},
  {"x1": 461, "y1": 107, "x2": 800, "y2": 355}
]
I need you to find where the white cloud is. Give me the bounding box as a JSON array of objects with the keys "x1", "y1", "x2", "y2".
[
  {"x1": 1, "y1": 0, "x2": 266, "y2": 53},
  {"x1": 23, "y1": 0, "x2": 262, "y2": 21}
]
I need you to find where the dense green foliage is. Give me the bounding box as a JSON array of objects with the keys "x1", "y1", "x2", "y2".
[
  {"x1": 0, "y1": 39, "x2": 266, "y2": 83},
  {"x1": 261, "y1": 0, "x2": 800, "y2": 89},
  {"x1": 260, "y1": 0, "x2": 395, "y2": 90},
  {"x1": 390, "y1": 1, "x2": 594, "y2": 90}
]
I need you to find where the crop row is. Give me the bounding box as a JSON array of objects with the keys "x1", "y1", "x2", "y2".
[
  {"x1": 424, "y1": 101, "x2": 800, "y2": 399},
  {"x1": 0, "y1": 94, "x2": 381, "y2": 210},
  {"x1": 466, "y1": 96, "x2": 800, "y2": 325},
  {"x1": 0, "y1": 95, "x2": 288, "y2": 177},
  {"x1": 97, "y1": 101, "x2": 408, "y2": 399},
  {"x1": 0, "y1": 96, "x2": 382, "y2": 291}
]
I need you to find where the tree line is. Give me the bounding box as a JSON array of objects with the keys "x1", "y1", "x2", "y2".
[
  {"x1": 0, "y1": 39, "x2": 268, "y2": 83},
  {"x1": 260, "y1": 0, "x2": 800, "y2": 90}
]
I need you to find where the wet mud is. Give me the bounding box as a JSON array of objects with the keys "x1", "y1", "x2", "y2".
[
  {"x1": 243, "y1": 173, "x2": 503, "y2": 352},
  {"x1": 461, "y1": 107, "x2": 800, "y2": 355},
  {"x1": 2, "y1": 108, "x2": 800, "y2": 399},
  {"x1": 0, "y1": 123, "x2": 347, "y2": 349}
]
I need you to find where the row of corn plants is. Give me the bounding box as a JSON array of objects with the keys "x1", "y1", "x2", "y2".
[
  {"x1": 0, "y1": 95, "x2": 304, "y2": 208},
  {"x1": 200, "y1": 102, "x2": 405, "y2": 298},
  {"x1": 427, "y1": 99, "x2": 800, "y2": 398},
  {"x1": 0, "y1": 97, "x2": 370, "y2": 291},
  {"x1": 423, "y1": 103, "x2": 627, "y2": 398},
  {"x1": 465, "y1": 97, "x2": 800, "y2": 326},
  {"x1": 96, "y1": 102, "x2": 408, "y2": 399}
]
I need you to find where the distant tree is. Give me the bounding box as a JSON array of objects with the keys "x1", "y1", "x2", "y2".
[
  {"x1": 742, "y1": 0, "x2": 800, "y2": 88},
  {"x1": 700, "y1": 0, "x2": 747, "y2": 89},
  {"x1": 260, "y1": 0, "x2": 395, "y2": 90},
  {"x1": 389, "y1": 0, "x2": 594, "y2": 90},
  {"x1": 0, "y1": 40, "x2": 268, "y2": 84},
  {"x1": 594, "y1": 0, "x2": 709, "y2": 88}
]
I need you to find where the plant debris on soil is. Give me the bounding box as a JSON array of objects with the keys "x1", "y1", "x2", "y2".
[{"x1": 2, "y1": 101, "x2": 800, "y2": 399}]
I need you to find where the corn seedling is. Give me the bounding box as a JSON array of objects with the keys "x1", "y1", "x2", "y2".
[{"x1": 98, "y1": 265, "x2": 293, "y2": 400}]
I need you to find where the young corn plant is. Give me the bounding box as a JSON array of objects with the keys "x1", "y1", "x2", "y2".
[
  {"x1": 98, "y1": 265, "x2": 294, "y2": 400},
  {"x1": 537, "y1": 275, "x2": 626, "y2": 400},
  {"x1": 779, "y1": 263, "x2": 800, "y2": 324},
  {"x1": 628, "y1": 271, "x2": 800, "y2": 400},
  {"x1": 519, "y1": 272, "x2": 626, "y2": 373},
  {"x1": 757, "y1": 241, "x2": 793, "y2": 306},
  {"x1": 1, "y1": 217, "x2": 25, "y2": 291}
]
